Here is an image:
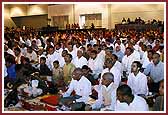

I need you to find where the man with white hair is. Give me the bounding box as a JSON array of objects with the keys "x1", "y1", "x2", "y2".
[
  {"x1": 72, "y1": 49, "x2": 88, "y2": 68},
  {"x1": 85, "y1": 72, "x2": 117, "y2": 111}
]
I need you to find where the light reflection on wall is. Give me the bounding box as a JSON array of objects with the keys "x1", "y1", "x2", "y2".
[
  {"x1": 10, "y1": 7, "x2": 25, "y2": 17},
  {"x1": 28, "y1": 5, "x2": 45, "y2": 15}
]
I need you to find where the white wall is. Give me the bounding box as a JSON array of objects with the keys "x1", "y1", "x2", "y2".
[
  {"x1": 48, "y1": 4, "x2": 74, "y2": 26},
  {"x1": 75, "y1": 4, "x2": 109, "y2": 28}
]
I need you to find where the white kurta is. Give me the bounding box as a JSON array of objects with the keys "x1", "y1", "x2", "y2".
[
  {"x1": 63, "y1": 76, "x2": 92, "y2": 103},
  {"x1": 122, "y1": 51, "x2": 140, "y2": 73},
  {"x1": 91, "y1": 83, "x2": 117, "y2": 110},
  {"x1": 88, "y1": 56, "x2": 104, "y2": 77},
  {"x1": 127, "y1": 72, "x2": 148, "y2": 96},
  {"x1": 46, "y1": 51, "x2": 60, "y2": 70}
]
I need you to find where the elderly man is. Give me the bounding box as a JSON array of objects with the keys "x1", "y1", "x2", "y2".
[
  {"x1": 60, "y1": 68, "x2": 91, "y2": 111},
  {"x1": 85, "y1": 72, "x2": 117, "y2": 111}
]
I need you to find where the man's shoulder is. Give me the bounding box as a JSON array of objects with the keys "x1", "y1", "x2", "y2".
[
  {"x1": 81, "y1": 76, "x2": 91, "y2": 84},
  {"x1": 134, "y1": 95, "x2": 147, "y2": 104}
]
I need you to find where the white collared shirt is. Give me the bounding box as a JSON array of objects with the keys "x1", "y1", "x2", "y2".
[
  {"x1": 72, "y1": 56, "x2": 88, "y2": 68},
  {"x1": 101, "y1": 67, "x2": 121, "y2": 87},
  {"x1": 63, "y1": 76, "x2": 92, "y2": 103},
  {"x1": 127, "y1": 72, "x2": 148, "y2": 96}
]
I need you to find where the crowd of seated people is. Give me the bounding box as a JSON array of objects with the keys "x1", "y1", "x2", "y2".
[
  {"x1": 4, "y1": 25, "x2": 164, "y2": 111},
  {"x1": 121, "y1": 17, "x2": 164, "y2": 26}
]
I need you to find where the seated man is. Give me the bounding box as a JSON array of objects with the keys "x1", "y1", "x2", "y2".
[
  {"x1": 59, "y1": 68, "x2": 91, "y2": 111},
  {"x1": 144, "y1": 53, "x2": 164, "y2": 93},
  {"x1": 115, "y1": 84, "x2": 149, "y2": 111},
  {"x1": 85, "y1": 72, "x2": 117, "y2": 111},
  {"x1": 127, "y1": 61, "x2": 148, "y2": 97}
]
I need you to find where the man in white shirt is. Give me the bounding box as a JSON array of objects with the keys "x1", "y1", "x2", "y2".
[
  {"x1": 142, "y1": 50, "x2": 153, "y2": 69},
  {"x1": 65, "y1": 44, "x2": 77, "y2": 60},
  {"x1": 122, "y1": 47, "x2": 140, "y2": 74},
  {"x1": 25, "y1": 46, "x2": 38, "y2": 63},
  {"x1": 115, "y1": 84, "x2": 149, "y2": 111},
  {"x1": 60, "y1": 68, "x2": 91, "y2": 110},
  {"x1": 111, "y1": 54, "x2": 123, "y2": 74},
  {"x1": 101, "y1": 58, "x2": 121, "y2": 87},
  {"x1": 88, "y1": 50, "x2": 104, "y2": 79},
  {"x1": 72, "y1": 49, "x2": 88, "y2": 68},
  {"x1": 114, "y1": 38, "x2": 125, "y2": 54},
  {"x1": 85, "y1": 72, "x2": 117, "y2": 111},
  {"x1": 127, "y1": 61, "x2": 148, "y2": 96},
  {"x1": 55, "y1": 42, "x2": 63, "y2": 57},
  {"x1": 4, "y1": 44, "x2": 15, "y2": 56},
  {"x1": 46, "y1": 46, "x2": 60, "y2": 70}
]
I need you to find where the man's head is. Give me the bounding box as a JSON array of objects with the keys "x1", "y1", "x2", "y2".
[
  {"x1": 115, "y1": 46, "x2": 121, "y2": 52},
  {"x1": 53, "y1": 60, "x2": 59, "y2": 69},
  {"x1": 82, "y1": 65, "x2": 91, "y2": 76},
  {"x1": 90, "y1": 50, "x2": 97, "y2": 60},
  {"x1": 55, "y1": 43, "x2": 61, "y2": 50},
  {"x1": 111, "y1": 54, "x2": 118, "y2": 63},
  {"x1": 14, "y1": 47, "x2": 21, "y2": 56},
  {"x1": 40, "y1": 57, "x2": 46, "y2": 65},
  {"x1": 131, "y1": 61, "x2": 142, "y2": 73},
  {"x1": 104, "y1": 58, "x2": 114, "y2": 69},
  {"x1": 72, "y1": 68, "x2": 82, "y2": 81},
  {"x1": 62, "y1": 50, "x2": 68, "y2": 57},
  {"x1": 27, "y1": 46, "x2": 33, "y2": 53},
  {"x1": 101, "y1": 72, "x2": 114, "y2": 87},
  {"x1": 67, "y1": 43, "x2": 73, "y2": 52},
  {"x1": 64, "y1": 53, "x2": 73, "y2": 64},
  {"x1": 77, "y1": 49, "x2": 83, "y2": 58},
  {"x1": 147, "y1": 50, "x2": 154, "y2": 60},
  {"x1": 152, "y1": 53, "x2": 160, "y2": 65},
  {"x1": 116, "y1": 39, "x2": 121, "y2": 45},
  {"x1": 105, "y1": 47, "x2": 113, "y2": 57},
  {"x1": 117, "y1": 84, "x2": 133, "y2": 103},
  {"x1": 125, "y1": 47, "x2": 133, "y2": 56}
]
